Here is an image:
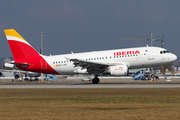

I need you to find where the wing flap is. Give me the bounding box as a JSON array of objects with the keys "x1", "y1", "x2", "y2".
[{"x1": 68, "y1": 58, "x2": 109, "y2": 74}]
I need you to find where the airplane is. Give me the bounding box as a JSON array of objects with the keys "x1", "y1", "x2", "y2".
[
  {"x1": 4, "y1": 62, "x2": 59, "y2": 81},
  {"x1": 2, "y1": 62, "x2": 40, "y2": 80},
  {"x1": 4, "y1": 29, "x2": 177, "y2": 84},
  {"x1": 1, "y1": 65, "x2": 58, "y2": 81}
]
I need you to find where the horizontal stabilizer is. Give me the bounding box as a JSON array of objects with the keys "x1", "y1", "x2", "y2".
[{"x1": 10, "y1": 62, "x2": 30, "y2": 68}]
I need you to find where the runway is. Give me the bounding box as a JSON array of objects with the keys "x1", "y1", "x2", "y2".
[{"x1": 0, "y1": 83, "x2": 180, "y2": 88}]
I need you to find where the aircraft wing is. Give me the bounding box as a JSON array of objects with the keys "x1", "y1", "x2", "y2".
[{"x1": 69, "y1": 58, "x2": 109, "y2": 74}]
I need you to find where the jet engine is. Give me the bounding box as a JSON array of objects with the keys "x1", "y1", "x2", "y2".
[
  {"x1": 109, "y1": 65, "x2": 128, "y2": 76},
  {"x1": 14, "y1": 72, "x2": 20, "y2": 79}
]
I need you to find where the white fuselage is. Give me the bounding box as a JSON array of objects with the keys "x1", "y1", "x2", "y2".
[{"x1": 42, "y1": 46, "x2": 177, "y2": 75}]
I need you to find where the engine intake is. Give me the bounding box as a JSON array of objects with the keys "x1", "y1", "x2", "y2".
[{"x1": 14, "y1": 74, "x2": 20, "y2": 79}]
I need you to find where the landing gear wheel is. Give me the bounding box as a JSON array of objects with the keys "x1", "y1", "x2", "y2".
[{"x1": 92, "y1": 78, "x2": 100, "y2": 84}]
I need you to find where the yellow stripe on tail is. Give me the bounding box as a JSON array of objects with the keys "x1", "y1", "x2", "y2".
[{"x1": 4, "y1": 29, "x2": 27, "y2": 42}]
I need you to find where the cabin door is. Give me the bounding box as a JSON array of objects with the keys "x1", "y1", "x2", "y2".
[{"x1": 148, "y1": 49, "x2": 154, "y2": 60}]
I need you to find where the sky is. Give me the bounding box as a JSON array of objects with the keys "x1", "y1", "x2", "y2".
[{"x1": 0, "y1": 0, "x2": 180, "y2": 58}]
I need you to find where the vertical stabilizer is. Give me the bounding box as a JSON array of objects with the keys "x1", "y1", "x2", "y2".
[{"x1": 4, "y1": 29, "x2": 40, "y2": 62}]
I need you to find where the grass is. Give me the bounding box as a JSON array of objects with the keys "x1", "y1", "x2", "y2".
[{"x1": 0, "y1": 88, "x2": 180, "y2": 120}]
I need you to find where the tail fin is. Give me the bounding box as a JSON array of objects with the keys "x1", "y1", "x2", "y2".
[{"x1": 4, "y1": 29, "x2": 40, "y2": 62}]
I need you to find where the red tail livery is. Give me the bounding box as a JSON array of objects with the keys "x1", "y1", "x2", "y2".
[{"x1": 4, "y1": 29, "x2": 58, "y2": 74}]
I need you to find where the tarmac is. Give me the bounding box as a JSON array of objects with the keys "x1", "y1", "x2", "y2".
[
  {"x1": 0, "y1": 83, "x2": 180, "y2": 89},
  {"x1": 1, "y1": 77, "x2": 180, "y2": 88}
]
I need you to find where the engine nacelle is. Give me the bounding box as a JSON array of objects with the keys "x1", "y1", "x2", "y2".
[
  {"x1": 14, "y1": 73, "x2": 20, "y2": 79},
  {"x1": 109, "y1": 65, "x2": 128, "y2": 76}
]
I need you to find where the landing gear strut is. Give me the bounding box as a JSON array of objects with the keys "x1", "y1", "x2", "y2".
[{"x1": 92, "y1": 75, "x2": 100, "y2": 84}]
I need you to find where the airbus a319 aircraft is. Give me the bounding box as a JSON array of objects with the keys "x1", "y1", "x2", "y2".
[{"x1": 4, "y1": 29, "x2": 177, "y2": 84}]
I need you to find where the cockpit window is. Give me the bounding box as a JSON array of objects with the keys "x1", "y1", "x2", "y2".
[{"x1": 160, "y1": 50, "x2": 169, "y2": 54}]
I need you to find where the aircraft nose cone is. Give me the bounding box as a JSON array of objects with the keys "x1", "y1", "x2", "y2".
[{"x1": 171, "y1": 54, "x2": 177, "y2": 62}]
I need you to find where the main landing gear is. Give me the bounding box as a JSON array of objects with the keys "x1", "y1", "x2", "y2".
[{"x1": 92, "y1": 75, "x2": 100, "y2": 84}]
